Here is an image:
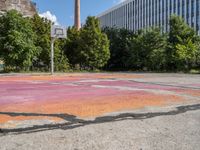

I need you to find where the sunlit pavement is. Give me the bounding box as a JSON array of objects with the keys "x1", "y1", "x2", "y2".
[{"x1": 0, "y1": 73, "x2": 200, "y2": 132}]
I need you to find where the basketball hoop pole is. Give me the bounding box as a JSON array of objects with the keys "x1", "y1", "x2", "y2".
[
  {"x1": 50, "y1": 24, "x2": 67, "y2": 75},
  {"x1": 51, "y1": 37, "x2": 56, "y2": 75}
]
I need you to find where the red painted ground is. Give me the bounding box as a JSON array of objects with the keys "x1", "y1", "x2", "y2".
[{"x1": 0, "y1": 73, "x2": 199, "y2": 126}]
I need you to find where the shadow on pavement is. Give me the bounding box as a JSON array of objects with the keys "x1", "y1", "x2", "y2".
[{"x1": 0, "y1": 104, "x2": 200, "y2": 136}]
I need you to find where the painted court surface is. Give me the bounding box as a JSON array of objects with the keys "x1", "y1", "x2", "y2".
[{"x1": 0, "y1": 73, "x2": 200, "y2": 129}]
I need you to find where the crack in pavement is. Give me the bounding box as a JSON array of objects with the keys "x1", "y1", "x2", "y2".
[{"x1": 0, "y1": 103, "x2": 200, "y2": 136}]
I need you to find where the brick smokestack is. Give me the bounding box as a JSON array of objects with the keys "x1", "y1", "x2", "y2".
[{"x1": 74, "y1": 0, "x2": 81, "y2": 30}]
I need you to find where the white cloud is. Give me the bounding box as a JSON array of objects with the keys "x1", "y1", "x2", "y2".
[{"x1": 39, "y1": 11, "x2": 59, "y2": 25}]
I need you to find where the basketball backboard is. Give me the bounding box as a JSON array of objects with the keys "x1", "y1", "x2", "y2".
[{"x1": 51, "y1": 25, "x2": 67, "y2": 39}]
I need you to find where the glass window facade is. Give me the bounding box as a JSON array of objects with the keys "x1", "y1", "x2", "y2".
[{"x1": 97, "y1": 0, "x2": 200, "y2": 35}]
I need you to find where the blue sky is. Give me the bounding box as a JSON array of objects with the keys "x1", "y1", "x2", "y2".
[{"x1": 32, "y1": 0, "x2": 125, "y2": 27}]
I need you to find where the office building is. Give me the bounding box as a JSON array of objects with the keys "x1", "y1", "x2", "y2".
[{"x1": 97, "y1": 0, "x2": 200, "y2": 34}]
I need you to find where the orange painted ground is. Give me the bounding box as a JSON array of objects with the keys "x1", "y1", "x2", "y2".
[{"x1": 0, "y1": 73, "x2": 198, "y2": 126}]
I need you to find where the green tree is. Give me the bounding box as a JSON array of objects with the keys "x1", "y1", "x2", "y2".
[
  {"x1": 0, "y1": 10, "x2": 38, "y2": 71},
  {"x1": 79, "y1": 16, "x2": 110, "y2": 69},
  {"x1": 54, "y1": 39, "x2": 70, "y2": 71},
  {"x1": 31, "y1": 14, "x2": 51, "y2": 70},
  {"x1": 166, "y1": 15, "x2": 198, "y2": 71},
  {"x1": 176, "y1": 38, "x2": 198, "y2": 69},
  {"x1": 129, "y1": 28, "x2": 167, "y2": 70},
  {"x1": 65, "y1": 16, "x2": 110, "y2": 70},
  {"x1": 102, "y1": 27, "x2": 134, "y2": 70},
  {"x1": 65, "y1": 27, "x2": 81, "y2": 68},
  {"x1": 31, "y1": 14, "x2": 69, "y2": 71},
  {"x1": 196, "y1": 39, "x2": 200, "y2": 69}
]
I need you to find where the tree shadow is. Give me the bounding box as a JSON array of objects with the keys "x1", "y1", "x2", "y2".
[{"x1": 0, "y1": 103, "x2": 200, "y2": 136}]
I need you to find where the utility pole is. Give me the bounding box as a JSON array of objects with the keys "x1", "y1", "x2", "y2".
[{"x1": 74, "y1": 0, "x2": 81, "y2": 30}]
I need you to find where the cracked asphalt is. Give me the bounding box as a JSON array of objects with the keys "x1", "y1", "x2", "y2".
[{"x1": 0, "y1": 73, "x2": 200, "y2": 150}]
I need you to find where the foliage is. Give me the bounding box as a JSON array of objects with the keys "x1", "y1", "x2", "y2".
[
  {"x1": 31, "y1": 14, "x2": 69, "y2": 71},
  {"x1": 31, "y1": 14, "x2": 51, "y2": 70},
  {"x1": 79, "y1": 16, "x2": 110, "y2": 69},
  {"x1": 0, "y1": 11, "x2": 69, "y2": 72},
  {"x1": 102, "y1": 27, "x2": 134, "y2": 70},
  {"x1": 166, "y1": 15, "x2": 199, "y2": 71},
  {"x1": 65, "y1": 16, "x2": 110, "y2": 70},
  {"x1": 0, "y1": 10, "x2": 38, "y2": 71},
  {"x1": 54, "y1": 39, "x2": 70, "y2": 71},
  {"x1": 0, "y1": 11, "x2": 199, "y2": 72},
  {"x1": 176, "y1": 38, "x2": 198, "y2": 69},
  {"x1": 129, "y1": 28, "x2": 167, "y2": 71},
  {"x1": 194, "y1": 37, "x2": 200, "y2": 70},
  {"x1": 65, "y1": 27, "x2": 81, "y2": 68},
  {"x1": 103, "y1": 15, "x2": 200, "y2": 72},
  {"x1": 103, "y1": 27, "x2": 167, "y2": 71}
]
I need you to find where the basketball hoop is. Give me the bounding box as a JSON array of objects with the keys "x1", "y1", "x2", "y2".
[
  {"x1": 50, "y1": 25, "x2": 67, "y2": 75},
  {"x1": 51, "y1": 25, "x2": 67, "y2": 39}
]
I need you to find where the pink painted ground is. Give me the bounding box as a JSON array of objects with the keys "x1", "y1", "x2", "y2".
[{"x1": 0, "y1": 73, "x2": 199, "y2": 126}]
